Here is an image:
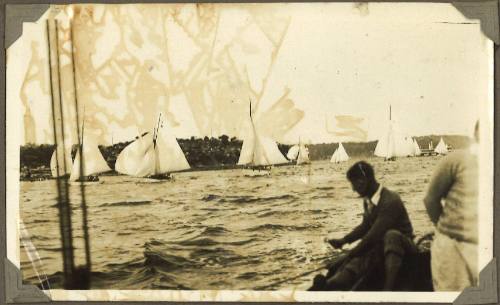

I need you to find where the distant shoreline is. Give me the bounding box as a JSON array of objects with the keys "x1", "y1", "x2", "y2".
[{"x1": 19, "y1": 135, "x2": 470, "y2": 181}]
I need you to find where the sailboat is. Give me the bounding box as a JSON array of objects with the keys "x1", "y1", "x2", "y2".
[
  {"x1": 115, "y1": 113, "x2": 190, "y2": 180},
  {"x1": 69, "y1": 136, "x2": 111, "y2": 182},
  {"x1": 296, "y1": 139, "x2": 310, "y2": 165},
  {"x1": 286, "y1": 145, "x2": 299, "y2": 161},
  {"x1": 287, "y1": 139, "x2": 310, "y2": 165},
  {"x1": 50, "y1": 145, "x2": 73, "y2": 178},
  {"x1": 374, "y1": 120, "x2": 396, "y2": 161},
  {"x1": 403, "y1": 136, "x2": 415, "y2": 157},
  {"x1": 330, "y1": 142, "x2": 349, "y2": 163},
  {"x1": 374, "y1": 106, "x2": 413, "y2": 160},
  {"x1": 434, "y1": 137, "x2": 448, "y2": 155},
  {"x1": 413, "y1": 139, "x2": 422, "y2": 156},
  {"x1": 238, "y1": 102, "x2": 288, "y2": 175}
]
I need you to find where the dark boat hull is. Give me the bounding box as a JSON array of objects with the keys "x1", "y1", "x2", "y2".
[{"x1": 310, "y1": 249, "x2": 433, "y2": 291}]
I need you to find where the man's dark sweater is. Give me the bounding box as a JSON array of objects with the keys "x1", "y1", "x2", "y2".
[{"x1": 343, "y1": 187, "x2": 414, "y2": 257}]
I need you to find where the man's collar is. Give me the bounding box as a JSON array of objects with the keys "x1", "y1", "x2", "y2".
[{"x1": 370, "y1": 184, "x2": 383, "y2": 206}]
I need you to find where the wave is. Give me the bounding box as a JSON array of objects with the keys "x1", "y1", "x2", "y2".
[
  {"x1": 144, "y1": 250, "x2": 198, "y2": 270},
  {"x1": 201, "y1": 226, "x2": 230, "y2": 236},
  {"x1": 247, "y1": 223, "x2": 322, "y2": 232},
  {"x1": 202, "y1": 194, "x2": 297, "y2": 204},
  {"x1": 257, "y1": 210, "x2": 297, "y2": 218},
  {"x1": 219, "y1": 194, "x2": 297, "y2": 204},
  {"x1": 29, "y1": 219, "x2": 52, "y2": 224},
  {"x1": 316, "y1": 186, "x2": 335, "y2": 191},
  {"x1": 142, "y1": 237, "x2": 249, "y2": 272},
  {"x1": 236, "y1": 271, "x2": 258, "y2": 280},
  {"x1": 99, "y1": 200, "x2": 152, "y2": 207},
  {"x1": 201, "y1": 194, "x2": 220, "y2": 201}
]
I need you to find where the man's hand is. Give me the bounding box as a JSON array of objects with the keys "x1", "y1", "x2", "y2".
[{"x1": 327, "y1": 238, "x2": 345, "y2": 249}]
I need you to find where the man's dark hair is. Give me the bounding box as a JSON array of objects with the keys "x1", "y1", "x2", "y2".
[{"x1": 347, "y1": 161, "x2": 375, "y2": 181}]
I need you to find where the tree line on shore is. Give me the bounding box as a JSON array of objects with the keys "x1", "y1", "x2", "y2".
[{"x1": 20, "y1": 134, "x2": 470, "y2": 172}]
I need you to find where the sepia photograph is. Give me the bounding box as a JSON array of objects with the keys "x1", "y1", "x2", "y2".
[{"x1": 5, "y1": 2, "x2": 495, "y2": 302}]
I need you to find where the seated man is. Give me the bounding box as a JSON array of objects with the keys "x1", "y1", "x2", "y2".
[{"x1": 319, "y1": 161, "x2": 416, "y2": 291}]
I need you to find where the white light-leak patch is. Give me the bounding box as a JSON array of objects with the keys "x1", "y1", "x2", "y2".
[
  {"x1": 169, "y1": 93, "x2": 200, "y2": 138},
  {"x1": 108, "y1": 122, "x2": 140, "y2": 144},
  {"x1": 91, "y1": 11, "x2": 120, "y2": 68},
  {"x1": 229, "y1": 22, "x2": 274, "y2": 95},
  {"x1": 165, "y1": 15, "x2": 202, "y2": 74}
]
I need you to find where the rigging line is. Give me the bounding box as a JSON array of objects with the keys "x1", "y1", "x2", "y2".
[
  {"x1": 70, "y1": 20, "x2": 92, "y2": 284},
  {"x1": 54, "y1": 21, "x2": 69, "y2": 177},
  {"x1": 249, "y1": 99, "x2": 258, "y2": 165},
  {"x1": 254, "y1": 254, "x2": 336, "y2": 290},
  {"x1": 47, "y1": 19, "x2": 75, "y2": 288},
  {"x1": 19, "y1": 220, "x2": 52, "y2": 294}
]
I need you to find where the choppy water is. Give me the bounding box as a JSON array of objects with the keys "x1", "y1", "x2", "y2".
[{"x1": 20, "y1": 157, "x2": 438, "y2": 290}]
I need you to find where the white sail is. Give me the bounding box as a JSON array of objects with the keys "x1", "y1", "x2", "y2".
[
  {"x1": 238, "y1": 118, "x2": 288, "y2": 166},
  {"x1": 286, "y1": 145, "x2": 299, "y2": 160},
  {"x1": 297, "y1": 143, "x2": 310, "y2": 165},
  {"x1": 375, "y1": 121, "x2": 416, "y2": 158},
  {"x1": 238, "y1": 126, "x2": 256, "y2": 165},
  {"x1": 331, "y1": 142, "x2": 349, "y2": 163},
  {"x1": 413, "y1": 139, "x2": 422, "y2": 156},
  {"x1": 115, "y1": 133, "x2": 153, "y2": 176},
  {"x1": 115, "y1": 125, "x2": 190, "y2": 177},
  {"x1": 69, "y1": 138, "x2": 111, "y2": 181},
  {"x1": 238, "y1": 133, "x2": 288, "y2": 166},
  {"x1": 375, "y1": 122, "x2": 395, "y2": 158},
  {"x1": 253, "y1": 135, "x2": 288, "y2": 166},
  {"x1": 403, "y1": 136, "x2": 415, "y2": 157},
  {"x1": 155, "y1": 123, "x2": 191, "y2": 173},
  {"x1": 434, "y1": 137, "x2": 448, "y2": 155},
  {"x1": 50, "y1": 146, "x2": 72, "y2": 177}
]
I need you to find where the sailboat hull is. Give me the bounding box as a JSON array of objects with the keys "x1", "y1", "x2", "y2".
[
  {"x1": 242, "y1": 165, "x2": 272, "y2": 177},
  {"x1": 68, "y1": 175, "x2": 103, "y2": 185},
  {"x1": 147, "y1": 173, "x2": 172, "y2": 180}
]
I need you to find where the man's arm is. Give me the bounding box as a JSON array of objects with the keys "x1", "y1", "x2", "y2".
[
  {"x1": 327, "y1": 216, "x2": 369, "y2": 249},
  {"x1": 342, "y1": 217, "x2": 369, "y2": 244},
  {"x1": 423, "y1": 157, "x2": 455, "y2": 224},
  {"x1": 347, "y1": 201, "x2": 401, "y2": 257}
]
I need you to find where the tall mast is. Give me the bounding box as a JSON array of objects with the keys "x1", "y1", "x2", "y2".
[
  {"x1": 70, "y1": 20, "x2": 92, "y2": 287},
  {"x1": 47, "y1": 18, "x2": 75, "y2": 288},
  {"x1": 389, "y1": 105, "x2": 392, "y2": 121},
  {"x1": 249, "y1": 99, "x2": 257, "y2": 165}
]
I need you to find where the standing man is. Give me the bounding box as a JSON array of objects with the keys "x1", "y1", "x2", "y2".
[
  {"x1": 314, "y1": 161, "x2": 416, "y2": 291},
  {"x1": 424, "y1": 122, "x2": 479, "y2": 290}
]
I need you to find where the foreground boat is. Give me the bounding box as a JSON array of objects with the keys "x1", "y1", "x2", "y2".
[{"x1": 309, "y1": 234, "x2": 433, "y2": 291}]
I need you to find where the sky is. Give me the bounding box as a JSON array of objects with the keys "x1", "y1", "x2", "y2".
[{"x1": 8, "y1": 3, "x2": 492, "y2": 145}]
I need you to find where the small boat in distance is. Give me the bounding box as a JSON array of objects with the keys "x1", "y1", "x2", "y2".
[
  {"x1": 296, "y1": 138, "x2": 310, "y2": 165},
  {"x1": 238, "y1": 101, "x2": 288, "y2": 176},
  {"x1": 287, "y1": 138, "x2": 310, "y2": 165},
  {"x1": 374, "y1": 106, "x2": 414, "y2": 160},
  {"x1": 330, "y1": 142, "x2": 349, "y2": 163},
  {"x1": 286, "y1": 145, "x2": 299, "y2": 161},
  {"x1": 50, "y1": 145, "x2": 72, "y2": 178},
  {"x1": 434, "y1": 137, "x2": 448, "y2": 155},
  {"x1": 69, "y1": 115, "x2": 111, "y2": 182},
  {"x1": 69, "y1": 138, "x2": 111, "y2": 182},
  {"x1": 114, "y1": 113, "x2": 190, "y2": 180},
  {"x1": 413, "y1": 139, "x2": 422, "y2": 156}
]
